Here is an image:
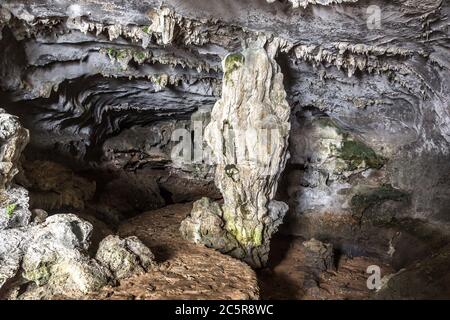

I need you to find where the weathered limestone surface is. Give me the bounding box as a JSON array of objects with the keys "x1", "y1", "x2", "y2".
[
  {"x1": 0, "y1": 185, "x2": 31, "y2": 230},
  {"x1": 0, "y1": 212, "x2": 158, "y2": 299},
  {"x1": 0, "y1": 109, "x2": 157, "y2": 299},
  {"x1": 0, "y1": 213, "x2": 109, "y2": 298},
  {"x1": 96, "y1": 235, "x2": 156, "y2": 280},
  {"x1": 181, "y1": 38, "x2": 291, "y2": 268},
  {"x1": 0, "y1": 0, "x2": 449, "y2": 298},
  {"x1": 0, "y1": 108, "x2": 28, "y2": 190},
  {"x1": 0, "y1": 108, "x2": 31, "y2": 230},
  {"x1": 0, "y1": 1, "x2": 448, "y2": 240}
]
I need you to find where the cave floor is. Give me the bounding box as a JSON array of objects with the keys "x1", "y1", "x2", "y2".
[
  {"x1": 259, "y1": 236, "x2": 393, "y2": 300},
  {"x1": 86, "y1": 203, "x2": 258, "y2": 300},
  {"x1": 86, "y1": 203, "x2": 392, "y2": 300}
]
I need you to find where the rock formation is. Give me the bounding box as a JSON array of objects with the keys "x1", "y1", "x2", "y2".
[
  {"x1": 0, "y1": 213, "x2": 157, "y2": 299},
  {"x1": 19, "y1": 160, "x2": 96, "y2": 210},
  {"x1": 0, "y1": 109, "x2": 156, "y2": 299},
  {"x1": 0, "y1": 0, "x2": 449, "y2": 299},
  {"x1": 0, "y1": 109, "x2": 29, "y2": 190},
  {"x1": 181, "y1": 38, "x2": 291, "y2": 268},
  {"x1": 0, "y1": 109, "x2": 30, "y2": 230},
  {"x1": 96, "y1": 235, "x2": 156, "y2": 280}
]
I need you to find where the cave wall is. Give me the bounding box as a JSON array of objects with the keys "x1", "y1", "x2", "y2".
[{"x1": 0, "y1": 0, "x2": 449, "y2": 264}]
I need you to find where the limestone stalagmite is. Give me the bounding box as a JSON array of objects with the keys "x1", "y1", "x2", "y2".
[{"x1": 181, "y1": 38, "x2": 291, "y2": 268}]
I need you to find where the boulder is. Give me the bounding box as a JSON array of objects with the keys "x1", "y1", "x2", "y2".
[
  {"x1": 96, "y1": 235, "x2": 156, "y2": 280},
  {"x1": 0, "y1": 108, "x2": 29, "y2": 190},
  {"x1": 0, "y1": 185, "x2": 31, "y2": 230},
  {"x1": 0, "y1": 214, "x2": 113, "y2": 299},
  {"x1": 0, "y1": 109, "x2": 31, "y2": 230}
]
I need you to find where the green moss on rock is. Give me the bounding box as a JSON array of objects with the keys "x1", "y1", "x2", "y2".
[
  {"x1": 133, "y1": 51, "x2": 147, "y2": 63},
  {"x1": 23, "y1": 262, "x2": 52, "y2": 286},
  {"x1": 339, "y1": 138, "x2": 386, "y2": 170},
  {"x1": 105, "y1": 48, "x2": 146, "y2": 63},
  {"x1": 141, "y1": 26, "x2": 151, "y2": 34},
  {"x1": 152, "y1": 74, "x2": 169, "y2": 87},
  {"x1": 224, "y1": 53, "x2": 244, "y2": 84},
  {"x1": 351, "y1": 184, "x2": 410, "y2": 212},
  {"x1": 223, "y1": 205, "x2": 264, "y2": 247},
  {"x1": 5, "y1": 203, "x2": 16, "y2": 217},
  {"x1": 315, "y1": 117, "x2": 345, "y2": 135}
]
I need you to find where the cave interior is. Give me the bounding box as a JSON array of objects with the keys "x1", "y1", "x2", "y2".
[{"x1": 0, "y1": 0, "x2": 449, "y2": 300}]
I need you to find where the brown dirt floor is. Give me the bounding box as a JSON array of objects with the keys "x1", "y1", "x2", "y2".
[{"x1": 88, "y1": 203, "x2": 393, "y2": 300}]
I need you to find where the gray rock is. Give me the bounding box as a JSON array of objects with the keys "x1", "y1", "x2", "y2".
[
  {"x1": 0, "y1": 108, "x2": 29, "y2": 190},
  {"x1": 31, "y1": 209, "x2": 48, "y2": 224},
  {"x1": 0, "y1": 214, "x2": 113, "y2": 299},
  {"x1": 0, "y1": 185, "x2": 31, "y2": 230},
  {"x1": 0, "y1": 228, "x2": 23, "y2": 290},
  {"x1": 180, "y1": 197, "x2": 244, "y2": 258},
  {"x1": 303, "y1": 238, "x2": 335, "y2": 275},
  {"x1": 0, "y1": 109, "x2": 32, "y2": 231},
  {"x1": 96, "y1": 235, "x2": 155, "y2": 280}
]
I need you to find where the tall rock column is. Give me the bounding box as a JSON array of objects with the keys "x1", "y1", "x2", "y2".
[{"x1": 181, "y1": 39, "x2": 291, "y2": 268}]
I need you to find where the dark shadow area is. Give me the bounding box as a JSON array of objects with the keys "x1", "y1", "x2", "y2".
[{"x1": 256, "y1": 234, "x2": 304, "y2": 300}]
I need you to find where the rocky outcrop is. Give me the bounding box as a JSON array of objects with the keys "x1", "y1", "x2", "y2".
[
  {"x1": 0, "y1": 108, "x2": 31, "y2": 229},
  {"x1": 281, "y1": 111, "x2": 449, "y2": 268},
  {"x1": 181, "y1": 38, "x2": 291, "y2": 268},
  {"x1": 0, "y1": 109, "x2": 156, "y2": 299},
  {"x1": 0, "y1": 108, "x2": 28, "y2": 190},
  {"x1": 96, "y1": 235, "x2": 156, "y2": 280},
  {"x1": 19, "y1": 160, "x2": 96, "y2": 211},
  {"x1": 0, "y1": 214, "x2": 111, "y2": 299},
  {"x1": 0, "y1": 213, "x2": 159, "y2": 299}
]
